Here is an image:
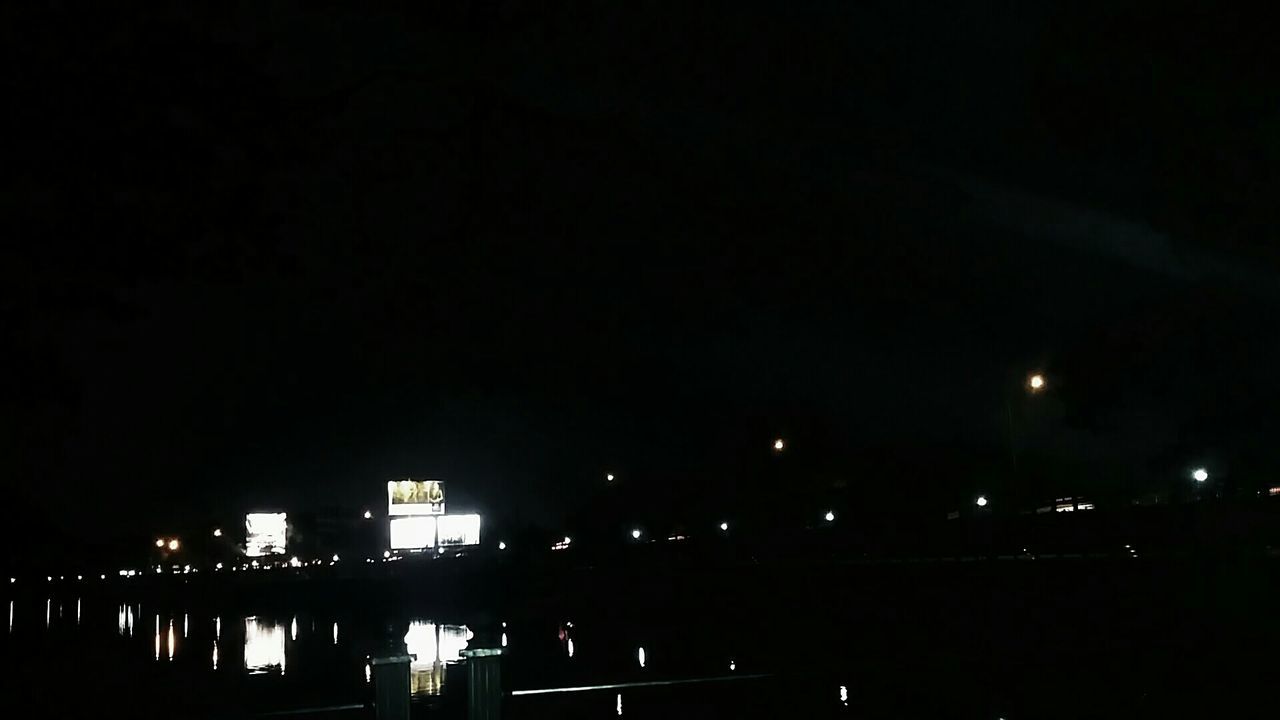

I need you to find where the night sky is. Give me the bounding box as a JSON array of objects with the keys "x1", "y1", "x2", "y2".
[{"x1": 4, "y1": 3, "x2": 1278, "y2": 559}]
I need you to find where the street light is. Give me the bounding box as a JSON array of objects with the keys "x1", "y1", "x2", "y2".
[
  {"x1": 823, "y1": 510, "x2": 835, "y2": 522},
  {"x1": 606, "y1": 473, "x2": 615, "y2": 482},
  {"x1": 631, "y1": 528, "x2": 642, "y2": 540},
  {"x1": 498, "y1": 541, "x2": 507, "y2": 550},
  {"x1": 719, "y1": 521, "x2": 729, "y2": 532},
  {"x1": 212, "y1": 528, "x2": 222, "y2": 538},
  {"x1": 773, "y1": 438, "x2": 785, "y2": 452},
  {"x1": 167, "y1": 539, "x2": 180, "y2": 551},
  {"x1": 363, "y1": 510, "x2": 372, "y2": 519},
  {"x1": 155, "y1": 538, "x2": 164, "y2": 548},
  {"x1": 1193, "y1": 467, "x2": 1209, "y2": 483},
  {"x1": 976, "y1": 495, "x2": 989, "y2": 507},
  {"x1": 1028, "y1": 373, "x2": 1046, "y2": 392}
]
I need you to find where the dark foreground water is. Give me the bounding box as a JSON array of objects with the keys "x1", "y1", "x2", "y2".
[{"x1": 4, "y1": 556, "x2": 1280, "y2": 718}]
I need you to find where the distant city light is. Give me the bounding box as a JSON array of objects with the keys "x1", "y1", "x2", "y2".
[
  {"x1": 363, "y1": 510, "x2": 372, "y2": 519},
  {"x1": 47, "y1": 576, "x2": 52, "y2": 582},
  {"x1": 773, "y1": 438, "x2": 785, "y2": 451},
  {"x1": 498, "y1": 541, "x2": 507, "y2": 550},
  {"x1": 167, "y1": 539, "x2": 180, "y2": 551},
  {"x1": 332, "y1": 554, "x2": 340, "y2": 562},
  {"x1": 976, "y1": 495, "x2": 989, "y2": 507},
  {"x1": 1028, "y1": 373, "x2": 1046, "y2": 391},
  {"x1": 155, "y1": 539, "x2": 164, "y2": 548},
  {"x1": 212, "y1": 528, "x2": 222, "y2": 538},
  {"x1": 1193, "y1": 467, "x2": 1209, "y2": 483},
  {"x1": 607, "y1": 473, "x2": 615, "y2": 482},
  {"x1": 719, "y1": 521, "x2": 729, "y2": 531},
  {"x1": 729, "y1": 659, "x2": 736, "y2": 671},
  {"x1": 631, "y1": 529, "x2": 642, "y2": 539},
  {"x1": 215, "y1": 562, "x2": 223, "y2": 570},
  {"x1": 823, "y1": 510, "x2": 835, "y2": 522},
  {"x1": 76, "y1": 575, "x2": 82, "y2": 581},
  {"x1": 383, "y1": 550, "x2": 391, "y2": 559}
]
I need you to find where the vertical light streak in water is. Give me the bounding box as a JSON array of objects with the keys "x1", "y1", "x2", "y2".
[
  {"x1": 168, "y1": 619, "x2": 176, "y2": 661},
  {"x1": 290, "y1": 616, "x2": 298, "y2": 641},
  {"x1": 212, "y1": 641, "x2": 219, "y2": 670},
  {"x1": 76, "y1": 599, "x2": 81, "y2": 626},
  {"x1": 215, "y1": 616, "x2": 221, "y2": 639},
  {"x1": 332, "y1": 622, "x2": 339, "y2": 645},
  {"x1": 616, "y1": 693, "x2": 623, "y2": 716},
  {"x1": 154, "y1": 616, "x2": 160, "y2": 661},
  {"x1": 637, "y1": 647, "x2": 646, "y2": 668},
  {"x1": 45, "y1": 599, "x2": 50, "y2": 628},
  {"x1": 8, "y1": 601, "x2": 12, "y2": 633},
  {"x1": 183, "y1": 613, "x2": 188, "y2": 637}
]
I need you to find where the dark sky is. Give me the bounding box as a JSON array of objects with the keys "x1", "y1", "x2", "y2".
[{"x1": 3, "y1": 2, "x2": 1279, "y2": 553}]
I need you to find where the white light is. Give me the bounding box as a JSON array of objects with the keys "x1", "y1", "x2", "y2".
[
  {"x1": 291, "y1": 616, "x2": 298, "y2": 641},
  {"x1": 637, "y1": 647, "x2": 646, "y2": 668},
  {"x1": 383, "y1": 550, "x2": 391, "y2": 559},
  {"x1": 498, "y1": 541, "x2": 507, "y2": 550},
  {"x1": 390, "y1": 516, "x2": 437, "y2": 550},
  {"x1": 212, "y1": 528, "x2": 222, "y2": 538},
  {"x1": 773, "y1": 438, "x2": 785, "y2": 451},
  {"x1": 47, "y1": 576, "x2": 52, "y2": 582},
  {"x1": 8, "y1": 578, "x2": 13, "y2": 584},
  {"x1": 155, "y1": 539, "x2": 164, "y2": 548},
  {"x1": 729, "y1": 659, "x2": 736, "y2": 671},
  {"x1": 245, "y1": 513, "x2": 287, "y2": 557},
  {"x1": 168, "y1": 539, "x2": 180, "y2": 551},
  {"x1": 823, "y1": 511, "x2": 835, "y2": 522},
  {"x1": 839, "y1": 685, "x2": 848, "y2": 705},
  {"x1": 1193, "y1": 467, "x2": 1209, "y2": 483},
  {"x1": 607, "y1": 473, "x2": 615, "y2": 482},
  {"x1": 365, "y1": 664, "x2": 371, "y2": 683},
  {"x1": 631, "y1": 529, "x2": 642, "y2": 539},
  {"x1": 438, "y1": 514, "x2": 482, "y2": 547},
  {"x1": 720, "y1": 522, "x2": 729, "y2": 531},
  {"x1": 333, "y1": 622, "x2": 338, "y2": 645},
  {"x1": 215, "y1": 562, "x2": 223, "y2": 570},
  {"x1": 1029, "y1": 373, "x2": 1046, "y2": 391},
  {"x1": 501, "y1": 632, "x2": 508, "y2": 647},
  {"x1": 99, "y1": 574, "x2": 105, "y2": 580},
  {"x1": 76, "y1": 575, "x2": 82, "y2": 581},
  {"x1": 288, "y1": 557, "x2": 301, "y2": 568},
  {"x1": 567, "y1": 638, "x2": 575, "y2": 657},
  {"x1": 616, "y1": 693, "x2": 623, "y2": 716},
  {"x1": 976, "y1": 495, "x2": 988, "y2": 507},
  {"x1": 363, "y1": 510, "x2": 373, "y2": 519}
]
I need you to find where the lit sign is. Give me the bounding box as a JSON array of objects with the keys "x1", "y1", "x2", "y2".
[
  {"x1": 390, "y1": 516, "x2": 437, "y2": 550},
  {"x1": 437, "y1": 514, "x2": 481, "y2": 546},
  {"x1": 245, "y1": 513, "x2": 287, "y2": 557},
  {"x1": 387, "y1": 479, "x2": 445, "y2": 516}
]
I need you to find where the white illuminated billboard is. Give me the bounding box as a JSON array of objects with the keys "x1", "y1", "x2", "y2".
[
  {"x1": 245, "y1": 513, "x2": 287, "y2": 557},
  {"x1": 390, "y1": 516, "x2": 437, "y2": 550},
  {"x1": 437, "y1": 514, "x2": 481, "y2": 547},
  {"x1": 387, "y1": 479, "x2": 445, "y2": 516}
]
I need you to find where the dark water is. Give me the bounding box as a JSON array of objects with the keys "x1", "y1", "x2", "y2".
[{"x1": 5, "y1": 558, "x2": 1280, "y2": 718}]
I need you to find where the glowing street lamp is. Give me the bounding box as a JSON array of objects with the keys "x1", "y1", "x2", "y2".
[
  {"x1": 606, "y1": 473, "x2": 615, "y2": 482},
  {"x1": 631, "y1": 528, "x2": 642, "y2": 540},
  {"x1": 155, "y1": 539, "x2": 165, "y2": 548},
  {"x1": 498, "y1": 541, "x2": 507, "y2": 550},
  {"x1": 167, "y1": 539, "x2": 180, "y2": 551},
  {"x1": 823, "y1": 510, "x2": 835, "y2": 522},
  {"x1": 212, "y1": 528, "x2": 222, "y2": 538},
  {"x1": 363, "y1": 510, "x2": 373, "y2": 519},
  {"x1": 773, "y1": 438, "x2": 785, "y2": 452},
  {"x1": 719, "y1": 521, "x2": 729, "y2": 532},
  {"x1": 1193, "y1": 468, "x2": 1209, "y2": 483},
  {"x1": 1028, "y1": 373, "x2": 1046, "y2": 392},
  {"x1": 976, "y1": 495, "x2": 989, "y2": 508}
]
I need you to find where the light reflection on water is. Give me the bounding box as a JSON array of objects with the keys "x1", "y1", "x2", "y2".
[
  {"x1": 245, "y1": 617, "x2": 287, "y2": 675},
  {"x1": 404, "y1": 621, "x2": 473, "y2": 697}
]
